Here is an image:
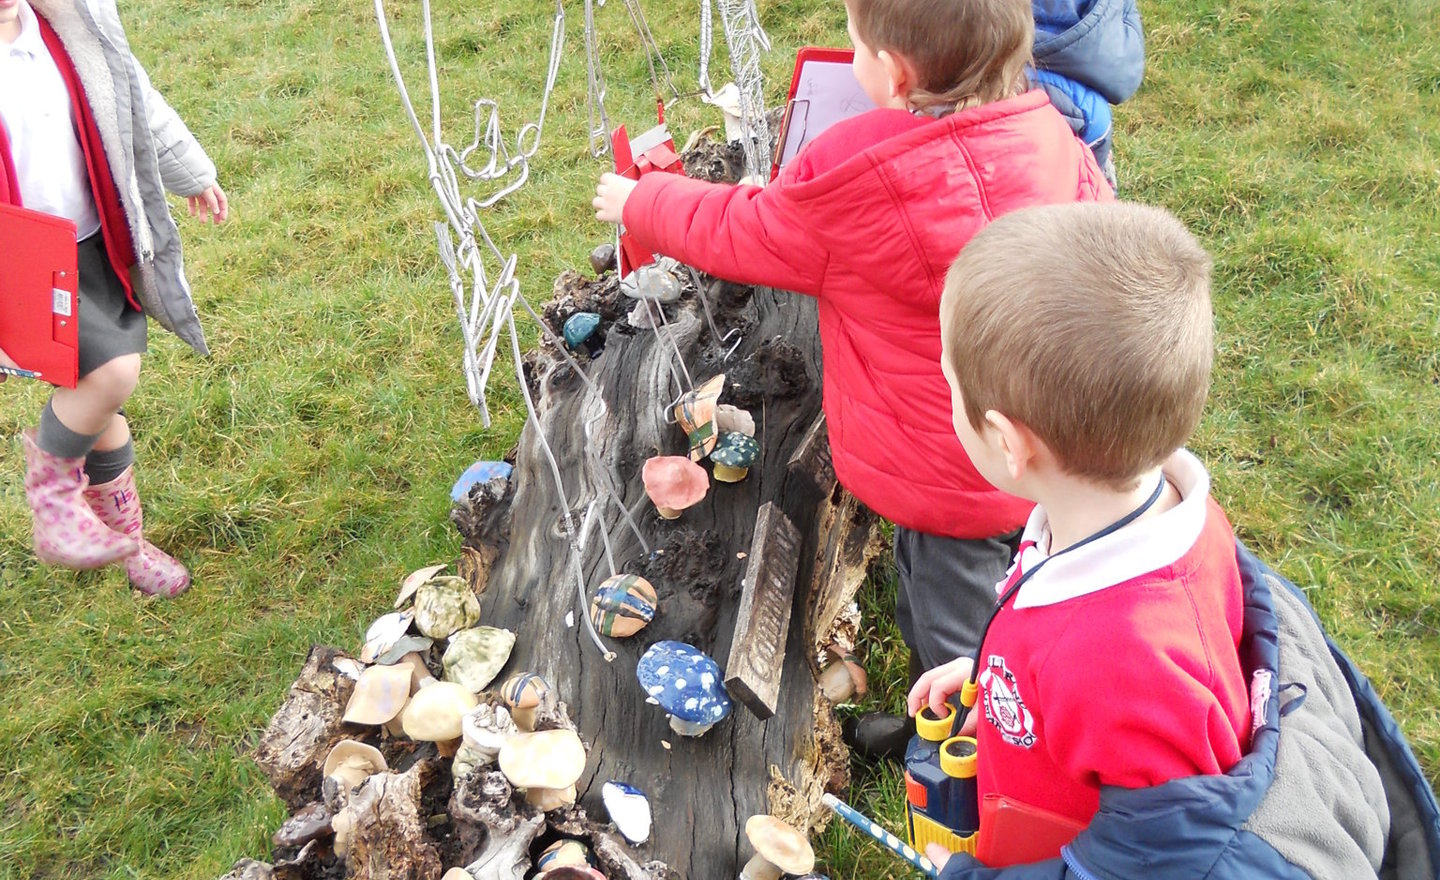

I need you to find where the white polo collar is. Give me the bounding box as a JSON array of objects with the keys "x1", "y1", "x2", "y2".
[
  {"x1": 1006, "y1": 449, "x2": 1211, "y2": 609},
  {"x1": 4, "y1": 2, "x2": 43, "y2": 58}
]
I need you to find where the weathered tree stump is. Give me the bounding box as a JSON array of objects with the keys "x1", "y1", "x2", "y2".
[{"x1": 454, "y1": 250, "x2": 883, "y2": 875}]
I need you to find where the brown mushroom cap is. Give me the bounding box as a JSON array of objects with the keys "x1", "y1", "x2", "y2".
[
  {"x1": 497, "y1": 729, "x2": 587, "y2": 791},
  {"x1": 745, "y1": 815, "x2": 815, "y2": 875},
  {"x1": 641, "y1": 456, "x2": 709, "y2": 512}
]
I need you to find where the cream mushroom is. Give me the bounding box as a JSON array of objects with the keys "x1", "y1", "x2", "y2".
[
  {"x1": 715, "y1": 404, "x2": 755, "y2": 437},
  {"x1": 343, "y1": 662, "x2": 414, "y2": 726},
  {"x1": 323, "y1": 740, "x2": 388, "y2": 792},
  {"x1": 740, "y1": 815, "x2": 815, "y2": 880},
  {"x1": 816, "y1": 647, "x2": 868, "y2": 704},
  {"x1": 642, "y1": 456, "x2": 709, "y2": 519},
  {"x1": 441, "y1": 870, "x2": 475, "y2": 880},
  {"x1": 400, "y1": 681, "x2": 479, "y2": 742},
  {"x1": 498, "y1": 729, "x2": 587, "y2": 811}
]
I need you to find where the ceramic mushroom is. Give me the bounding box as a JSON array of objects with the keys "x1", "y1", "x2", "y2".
[
  {"x1": 817, "y1": 647, "x2": 868, "y2": 704},
  {"x1": 498, "y1": 728, "x2": 587, "y2": 811},
  {"x1": 450, "y1": 460, "x2": 514, "y2": 504},
  {"x1": 323, "y1": 740, "x2": 388, "y2": 792},
  {"x1": 400, "y1": 680, "x2": 479, "y2": 742},
  {"x1": 642, "y1": 456, "x2": 709, "y2": 519},
  {"x1": 672, "y1": 373, "x2": 726, "y2": 460},
  {"x1": 360, "y1": 610, "x2": 414, "y2": 663},
  {"x1": 395, "y1": 562, "x2": 447, "y2": 609},
  {"x1": 442, "y1": 625, "x2": 516, "y2": 693},
  {"x1": 710, "y1": 431, "x2": 760, "y2": 482},
  {"x1": 741, "y1": 815, "x2": 816, "y2": 880},
  {"x1": 715, "y1": 404, "x2": 755, "y2": 437},
  {"x1": 452, "y1": 703, "x2": 518, "y2": 779},
  {"x1": 589, "y1": 573, "x2": 659, "y2": 638},
  {"x1": 441, "y1": 870, "x2": 475, "y2": 880},
  {"x1": 542, "y1": 869, "x2": 606, "y2": 880},
  {"x1": 602, "y1": 780, "x2": 652, "y2": 844},
  {"x1": 499, "y1": 672, "x2": 554, "y2": 731},
  {"x1": 636, "y1": 640, "x2": 733, "y2": 737},
  {"x1": 343, "y1": 662, "x2": 414, "y2": 726},
  {"x1": 413, "y1": 575, "x2": 483, "y2": 639}
]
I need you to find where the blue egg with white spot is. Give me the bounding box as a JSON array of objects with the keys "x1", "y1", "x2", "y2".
[
  {"x1": 450, "y1": 460, "x2": 513, "y2": 502},
  {"x1": 636, "y1": 640, "x2": 732, "y2": 736}
]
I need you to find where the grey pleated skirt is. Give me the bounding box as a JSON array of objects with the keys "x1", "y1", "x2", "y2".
[{"x1": 76, "y1": 233, "x2": 147, "y2": 378}]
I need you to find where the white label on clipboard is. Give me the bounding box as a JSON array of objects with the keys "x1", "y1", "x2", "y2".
[
  {"x1": 52, "y1": 288, "x2": 73, "y2": 317},
  {"x1": 777, "y1": 59, "x2": 876, "y2": 171}
]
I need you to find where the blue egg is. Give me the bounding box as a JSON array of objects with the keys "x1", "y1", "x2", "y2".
[
  {"x1": 562, "y1": 311, "x2": 602, "y2": 349},
  {"x1": 450, "y1": 460, "x2": 513, "y2": 502}
]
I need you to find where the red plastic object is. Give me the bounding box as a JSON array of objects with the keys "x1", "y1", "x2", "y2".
[
  {"x1": 904, "y1": 771, "x2": 929, "y2": 810},
  {"x1": 0, "y1": 202, "x2": 80, "y2": 388},
  {"x1": 974, "y1": 794, "x2": 1085, "y2": 867},
  {"x1": 610, "y1": 121, "x2": 687, "y2": 277}
]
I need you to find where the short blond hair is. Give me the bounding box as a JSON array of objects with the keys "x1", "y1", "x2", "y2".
[
  {"x1": 846, "y1": 0, "x2": 1033, "y2": 112},
  {"x1": 941, "y1": 203, "x2": 1214, "y2": 488}
]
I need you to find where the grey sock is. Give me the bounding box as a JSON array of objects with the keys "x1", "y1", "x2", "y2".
[
  {"x1": 85, "y1": 440, "x2": 136, "y2": 486},
  {"x1": 36, "y1": 400, "x2": 105, "y2": 459}
]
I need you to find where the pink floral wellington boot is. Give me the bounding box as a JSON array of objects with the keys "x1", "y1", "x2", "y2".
[
  {"x1": 82, "y1": 467, "x2": 191, "y2": 597},
  {"x1": 21, "y1": 429, "x2": 140, "y2": 569}
]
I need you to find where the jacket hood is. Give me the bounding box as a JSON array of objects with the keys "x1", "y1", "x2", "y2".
[
  {"x1": 779, "y1": 90, "x2": 1091, "y2": 308},
  {"x1": 1033, "y1": 0, "x2": 1145, "y2": 104}
]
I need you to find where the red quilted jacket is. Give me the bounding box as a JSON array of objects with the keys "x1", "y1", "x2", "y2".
[{"x1": 623, "y1": 89, "x2": 1112, "y2": 538}]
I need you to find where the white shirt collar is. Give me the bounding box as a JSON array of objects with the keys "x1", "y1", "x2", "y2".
[
  {"x1": 5, "y1": 1, "x2": 44, "y2": 59},
  {"x1": 1007, "y1": 449, "x2": 1212, "y2": 609}
]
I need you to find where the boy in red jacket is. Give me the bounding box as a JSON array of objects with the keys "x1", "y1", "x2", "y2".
[
  {"x1": 910, "y1": 202, "x2": 1252, "y2": 872},
  {"x1": 594, "y1": 0, "x2": 1110, "y2": 748}
]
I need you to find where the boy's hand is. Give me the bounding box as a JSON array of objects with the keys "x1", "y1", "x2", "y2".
[
  {"x1": 188, "y1": 182, "x2": 229, "y2": 225},
  {"x1": 0, "y1": 346, "x2": 18, "y2": 383},
  {"x1": 593, "y1": 172, "x2": 638, "y2": 224},
  {"x1": 927, "y1": 844, "x2": 953, "y2": 870},
  {"x1": 907, "y1": 656, "x2": 975, "y2": 722}
]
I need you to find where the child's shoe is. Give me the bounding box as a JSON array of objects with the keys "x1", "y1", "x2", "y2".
[
  {"x1": 82, "y1": 467, "x2": 191, "y2": 598},
  {"x1": 21, "y1": 429, "x2": 140, "y2": 569}
]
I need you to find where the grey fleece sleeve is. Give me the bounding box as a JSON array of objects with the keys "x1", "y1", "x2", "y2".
[{"x1": 131, "y1": 57, "x2": 217, "y2": 197}]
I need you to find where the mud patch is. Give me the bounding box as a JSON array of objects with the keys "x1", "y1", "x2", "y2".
[{"x1": 725, "y1": 336, "x2": 811, "y2": 408}]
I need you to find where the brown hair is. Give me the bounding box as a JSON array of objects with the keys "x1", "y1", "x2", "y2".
[
  {"x1": 940, "y1": 203, "x2": 1215, "y2": 488},
  {"x1": 846, "y1": 0, "x2": 1034, "y2": 112}
]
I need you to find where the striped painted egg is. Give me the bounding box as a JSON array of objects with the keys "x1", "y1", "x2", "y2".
[
  {"x1": 535, "y1": 838, "x2": 593, "y2": 871},
  {"x1": 589, "y1": 573, "x2": 658, "y2": 638}
]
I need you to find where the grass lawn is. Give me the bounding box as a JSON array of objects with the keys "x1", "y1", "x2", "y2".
[{"x1": 1, "y1": 0, "x2": 1436, "y2": 877}]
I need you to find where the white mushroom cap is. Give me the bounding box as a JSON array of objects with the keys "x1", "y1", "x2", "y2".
[
  {"x1": 323, "y1": 740, "x2": 388, "y2": 790},
  {"x1": 497, "y1": 729, "x2": 587, "y2": 791},
  {"x1": 441, "y1": 869, "x2": 475, "y2": 880},
  {"x1": 745, "y1": 815, "x2": 815, "y2": 876},
  {"x1": 400, "y1": 681, "x2": 479, "y2": 741},
  {"x1": 343, "y1": 663, "x2": 414, "y2": 725}
]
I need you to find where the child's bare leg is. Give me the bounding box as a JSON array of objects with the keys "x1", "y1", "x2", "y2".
[{"x1": 47, "y1": 354, "x2": 141, "y2": 440}]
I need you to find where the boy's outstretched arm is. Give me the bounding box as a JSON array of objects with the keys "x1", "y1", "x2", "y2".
[{"x1": 598, "y1": 171, "x2": 829, "y2": 296}]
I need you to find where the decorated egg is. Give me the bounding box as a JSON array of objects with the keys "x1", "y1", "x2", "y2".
[{"x1": 589, "y1": 573, "x2": 658, "y2": 638}]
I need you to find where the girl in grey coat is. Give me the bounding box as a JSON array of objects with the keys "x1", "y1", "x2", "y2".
[{"x1": 0, "y1": 0, "x2": 226, "y2": 595}]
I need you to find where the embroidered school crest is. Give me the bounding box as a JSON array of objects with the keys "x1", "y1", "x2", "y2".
[{"x1": 979, "y1": 655, "x2": 1037, "y2": 748}]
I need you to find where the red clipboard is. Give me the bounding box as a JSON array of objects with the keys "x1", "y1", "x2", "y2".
[
  {"x1": 0, "y1": 202, "x2": 80, "y2": 388},
  {"x1": 771, "y1": 47, "x2": 875, "y2": 180}
]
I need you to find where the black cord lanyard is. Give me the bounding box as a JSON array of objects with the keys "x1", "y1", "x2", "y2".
[{"x1": 952, "y1": 474, "x2": 1169, "y2": 736}]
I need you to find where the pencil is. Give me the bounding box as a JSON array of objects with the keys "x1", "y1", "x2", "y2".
[{"x1": 821, "y1": 793, "x2": 939, "y2": 878}]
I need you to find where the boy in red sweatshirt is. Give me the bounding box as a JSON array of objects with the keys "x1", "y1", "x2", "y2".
[
  {"x1": 594, "y1": 0, "x2": 1110, "y2": 747},
  {"x1": 910, "y1": 202, "x2": 1252, "y2": 873}
]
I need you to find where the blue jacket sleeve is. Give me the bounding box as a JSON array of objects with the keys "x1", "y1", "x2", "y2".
[{"x1": 937, "y1": 853, "x2": 1072, "y2": 880}]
